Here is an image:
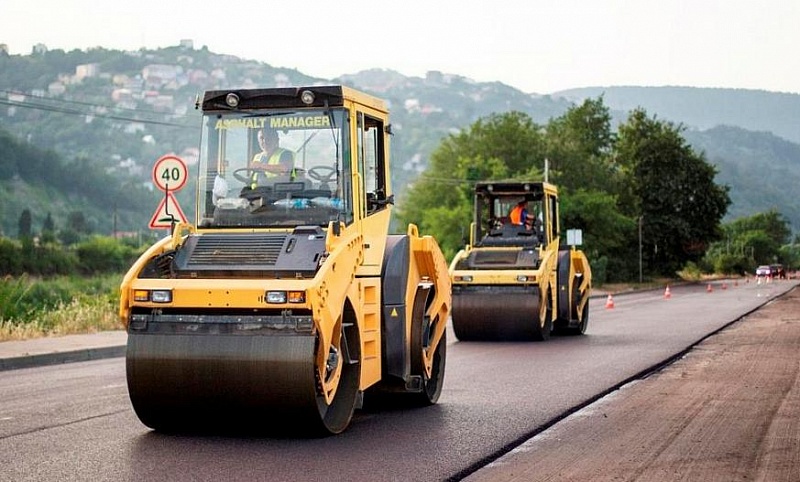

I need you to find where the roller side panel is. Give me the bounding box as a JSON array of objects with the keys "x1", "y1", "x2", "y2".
[{"x1": 379, "y1": 235, "x2": 411, "y2": 379}]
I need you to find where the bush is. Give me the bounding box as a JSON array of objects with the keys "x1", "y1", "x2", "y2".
[
  {"x1": 0, "y1": 274, "x2": 35, "y2": 322},
  {"x1": 590, "y1": 255, "x2": 608, "y2": 285},
  {"x1": 75, "y1": 236, "x2": 141, "y2": 274},
  {"x1": 0, "y1": 237, "x2": 23, "y2": 275},
  {"x1": 677, "y1": 261, "x2": 703, "y2": 281}
]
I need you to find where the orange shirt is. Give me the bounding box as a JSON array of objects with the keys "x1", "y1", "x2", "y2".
[{"x1": 509, "y1": 205, "x2": 526, "y2": 225}]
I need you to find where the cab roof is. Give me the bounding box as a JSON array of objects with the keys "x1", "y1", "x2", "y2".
[{"x1": 201, "y1": 85, "x2": 387, "y2": 113}]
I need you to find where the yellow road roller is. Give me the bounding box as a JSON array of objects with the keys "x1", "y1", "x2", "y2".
[
  {"x1": 119, "y1": 86, "x2": 451, "y2": 435},
  {"x1": 449, "y1": 181, "x2": 591, "y2": 341}
]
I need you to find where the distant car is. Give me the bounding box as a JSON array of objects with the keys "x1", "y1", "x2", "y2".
[
  {"x1": 771, "y1": 264, "x2": 786, "y2": 279},
  {"x1": 755, "y1": 265, "x2": 772, "y2": 277}
]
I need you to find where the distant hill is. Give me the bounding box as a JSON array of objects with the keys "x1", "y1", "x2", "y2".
[
  {"x1": 1, "y1": 46, "x2": 799, "y2": 236},
  {"x1": 683, "y1": 125, "x2": 800, "y2": 228},
  {"x1": 553, "y1": 86, "x2": 800, "y2": 144}
]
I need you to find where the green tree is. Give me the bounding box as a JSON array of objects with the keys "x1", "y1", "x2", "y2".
[
  {"x1": 40, "y1": 212, "x2": 57, "y2": 244},
  {"x1": 544, "y1": 97, "x2": 618, "y2": 194},
  {"x1": 67, "y1": 211, "x2": 92, "y2": 235},
  {"x1": 615, "y1": 109, "x2": 731, "y2": 276},
  {"x1": 18, "y1": 209, "x2": 32, "y2": 239},
  {"x1": 395, "y1": 111, "x2": 544, "y2": 255},
  {"x1": 559, "y1": 189, "x2": 634, "y2": 282},
  {"x1": 43, "y1": 212, "x2": 55, "y2": 232}
]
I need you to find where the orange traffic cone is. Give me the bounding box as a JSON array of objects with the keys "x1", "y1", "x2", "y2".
[
  {"x1": 664, "y1": 286, "x2": 672, "y2": 299},
  {"x1": 605, "y1": 294, "x2": 615, "y2": 309},
  {"x1": 707, "y1": 283, "x2": 713, "y2": 293}
]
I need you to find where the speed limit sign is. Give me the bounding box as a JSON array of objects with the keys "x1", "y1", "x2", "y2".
[{"x1": 152, "y1": 155, "x2": 188, "y2": 192}]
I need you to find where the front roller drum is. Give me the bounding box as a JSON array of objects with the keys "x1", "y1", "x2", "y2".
[
  {"x1": 451, "y1": 285, "x2": 546, "y2": 341},
  {"x1": 126, "y1": 329, "x2": 359, "y2": 436}
]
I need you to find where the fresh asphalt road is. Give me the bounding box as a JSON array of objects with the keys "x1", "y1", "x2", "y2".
[{"x1": 0, "y1": 280, "x2": 795, "y2": 482}]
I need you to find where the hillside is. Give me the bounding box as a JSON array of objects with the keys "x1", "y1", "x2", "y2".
[
  {"x1": 1, "y1": 46, "x2": 799, "y2": 236},
  {"x1": 684, "y1": 125, "x2": 800, "y2": 227},
  {"x1": 554, "y1": 85, "x2": 800, "y2": 144}
]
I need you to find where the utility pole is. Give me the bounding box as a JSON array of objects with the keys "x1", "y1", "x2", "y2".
[{"x1": 638, "y1": 215, "x2": 643, "y2": 283}]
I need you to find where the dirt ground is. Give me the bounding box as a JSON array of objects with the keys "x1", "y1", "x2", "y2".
[{"x1": 466, "y1": 287, "x2": 800, "y2": 482}]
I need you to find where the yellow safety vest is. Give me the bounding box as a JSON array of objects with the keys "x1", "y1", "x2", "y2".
[{"x1": 251, "y1": 148, "x2": 293, "y2": 188}]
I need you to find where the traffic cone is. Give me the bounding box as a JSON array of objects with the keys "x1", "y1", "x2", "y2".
[
  {"x1": 664, "y1": 286, "x2": 672, "y2": 299},
  {"x1": 707, "y1": 283, "x2": 713, "y2": 293},
  {"x1": 722, "y1": 282, "x2": 727, "y2": 290},
  {"x1": 605, "y1": 294, "x2": 615, "y2": 309}
]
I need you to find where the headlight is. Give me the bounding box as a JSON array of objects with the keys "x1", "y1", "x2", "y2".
[
  {"x1": 454, "y1": 275, "x2": 473, "y2": 282},
  {"x1": 133, "y1": 289, "x2": 172, "y2": 303},
  {"x1": 151, "y1": 290, "x2": 173, "y2": 303},
  {"x1": 225, "y1": 92, "x2": 239, "y2": 107},
  {"x1": 266, "y1": 291, "x2": 306, "y2": 304},
  {"x1": 266, "y1": 291, "x2": 287, "y2": 304},
  {"x1": 300, "y1": 90, "x2": 315, "y2": 105}
]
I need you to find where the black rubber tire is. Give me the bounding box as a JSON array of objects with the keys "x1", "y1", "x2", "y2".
[
  {"x1": 409, "y1": 302, "x2": 446, "y2": 406},
  {"x1": 532, "y1": 285, "x2": 552, "y2": 341},
  {"x1": 314, "y1": 317, "x2": 362, "y2": 435},
  {"x1": 561, "y1": 278, "x2": 589, "y2": 336}
]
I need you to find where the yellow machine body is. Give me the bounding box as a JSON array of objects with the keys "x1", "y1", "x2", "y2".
[
  {"x1": 120, "y1": 86, "x2": 450, "y2": 435},
  {"x1": 449, "y1": 181, "x2": 591, "y2": 340}
]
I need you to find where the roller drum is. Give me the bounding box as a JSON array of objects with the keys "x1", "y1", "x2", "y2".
[
  {"x1": 451, "y1": 285, "x2": 541, "y2": 341},
  {"x1": 127, "y1": 331, "x2": 333, "y2": 434}
]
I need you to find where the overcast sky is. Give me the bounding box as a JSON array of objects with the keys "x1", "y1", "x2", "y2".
[{"x1": 3, "y1": 0, "x2": 798, "y2": 95}]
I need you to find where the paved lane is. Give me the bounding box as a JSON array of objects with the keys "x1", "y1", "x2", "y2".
[{"x1": 0, "y1": 279, "x2": 794, "y2": 482}]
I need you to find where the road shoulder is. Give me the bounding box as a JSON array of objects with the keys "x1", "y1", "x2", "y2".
[{"x1": 465, "y1": 286, "x2": 800, "y2": 481}]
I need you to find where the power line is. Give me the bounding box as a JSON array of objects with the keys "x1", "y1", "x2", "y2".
[
  {"x1": 0, "y1": 92, "x2": 195, "y2": 128},
  {"x1": 0, "y1": 88, "x2": 179, "y2": 117}
]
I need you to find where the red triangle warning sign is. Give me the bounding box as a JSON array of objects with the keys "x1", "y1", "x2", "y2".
[{"x1": 149, "y1": 193, "x2": 189, "y2": 229}]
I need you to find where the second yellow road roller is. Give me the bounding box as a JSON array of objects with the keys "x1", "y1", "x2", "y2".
[{"x1": 449, "y1": 181, "x2": 591, "y2": 341}]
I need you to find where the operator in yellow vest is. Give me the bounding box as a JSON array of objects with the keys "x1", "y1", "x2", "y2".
[{"x1": 250, "y1": 126, "x2": 295, "y2": 188}]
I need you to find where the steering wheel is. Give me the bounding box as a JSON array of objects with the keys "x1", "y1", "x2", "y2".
[
  {"x1": 307, "y1": 166, "x2": 337, "y2": 183},
  {"x1": 232, "y1": 166, "x2": 270, "y2": 184}
]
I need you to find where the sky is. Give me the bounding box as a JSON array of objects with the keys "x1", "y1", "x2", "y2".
[{"x1": 2, "y1": 0, "x2": 799, "y2": 95}]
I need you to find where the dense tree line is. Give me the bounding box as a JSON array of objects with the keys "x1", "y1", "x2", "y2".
[
  {"x1": 396, "y1": 98, "x2": 749, "y2": 283},
  {"x1": 703, "y1": 209, "x2": 800, "y2": 275},
  {"x1": 0, "y1": 234, "x2": 144, "y2": 277}
]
